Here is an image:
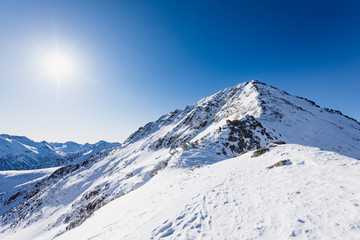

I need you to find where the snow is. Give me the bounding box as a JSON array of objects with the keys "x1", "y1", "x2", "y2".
[
  {"x1": 19, "y1": 143, "x2": 39, "y2": 154},
  {"x1": 56, "y1": 144, "x2": 360, "y2": 240},
  {"x1": 0, "y1": 137, "x2": 12, "y2": 143},
  {"x1": 83, "y1": 150, "x2": 93, "y2": 155}
]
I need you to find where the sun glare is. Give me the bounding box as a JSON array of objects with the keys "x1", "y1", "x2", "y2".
[{"x1": 42, "y1": 48, "x2": 76, "y2": 84}]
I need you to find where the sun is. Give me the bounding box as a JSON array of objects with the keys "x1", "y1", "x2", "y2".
[{"x1": 41, "y1": 48, "x2": 76, "y2": 83}]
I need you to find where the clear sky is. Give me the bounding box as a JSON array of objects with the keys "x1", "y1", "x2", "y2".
[{"x1": 1, "y1": 0, "x2": 359, "y2": 143}]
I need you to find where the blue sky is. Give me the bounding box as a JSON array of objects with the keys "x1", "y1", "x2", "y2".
[{"x1": 0, "y1": 0, "x2": 359, "y2": 143}]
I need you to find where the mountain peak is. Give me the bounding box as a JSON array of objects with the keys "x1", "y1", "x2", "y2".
[{"x1": 124, "y1": 80, "x2": 360, "y2": 162}]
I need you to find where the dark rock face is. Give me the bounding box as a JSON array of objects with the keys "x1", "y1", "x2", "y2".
[
  {"x1": 227, "y1": 116, "x2": 274, "y2": 155},
  {"x1": 267, "y1": 141, "x2": 286, "y2": 145},
  {"x1": 251, "y1": 147, "x2": 268, "y2": 158},
  {"x1": 62, "y1": 183, "x2": 111, "y2": 233},
  {"x1": 250, "y1": 141, "x2": 287, "y2": 158},
  {"x1": 149, "y1": 159, "x2": 169, "y2": 177},
  {"x1": 4, "y1": 192, "x2": 22, "y2": 205}
]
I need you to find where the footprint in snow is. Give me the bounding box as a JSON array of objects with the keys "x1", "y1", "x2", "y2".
[
  {"x1": 297, "y1": 219, "x2": 305, "y2": 223},
  {"x1": 154, "y1": 221, "x2": 174, "y2": 238}
]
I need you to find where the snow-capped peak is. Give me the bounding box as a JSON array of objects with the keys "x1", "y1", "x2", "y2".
[{"x1": 124, "y1": 80, "x2": 360, "y2": 162}]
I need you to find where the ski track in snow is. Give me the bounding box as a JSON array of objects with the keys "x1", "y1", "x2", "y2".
[{"x1": 57, "y1": 144, "x2": 360, "y2": 240}]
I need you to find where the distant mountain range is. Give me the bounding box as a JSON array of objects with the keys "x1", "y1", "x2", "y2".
[
  {"x1": 0, "y1": 134, "x2": 120, "y2": 170},
  {"x1": 1, "y1": 80, "x2": 359, "y2": 239}
]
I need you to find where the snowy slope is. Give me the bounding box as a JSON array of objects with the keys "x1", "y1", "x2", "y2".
[
  {"x1": 0, "y1": 80, "x2": 359, "y2": 239},
  {"x1": 0, "y1": 134, "x2": 121, "y2": 170},
  {"x1": 3, "y1": 144, "x2": 360, "y2": 240},
  {"x1": 0, "y1": 167, "x2": 59, "y2": 215},
  {"x1": 57, "y1": 144, "x2": 360, "y2": 240},
  {"x1": 0, "y1": 139, "x2": 173, "y2": 238},
  {"x1": 252, "y1": 81, "x2": 360, "y2": 159}
]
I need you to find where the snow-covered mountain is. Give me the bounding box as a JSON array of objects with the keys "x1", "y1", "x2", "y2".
[
  {"x1": 0, "y1": 80, "x2": 359, "y2": 239},
  {"x1": 123, "y1": 80, "x2": 359, "y2": 162},
  {"x1": 0, "y1": 134, "x2": 121, "y2": 170}
]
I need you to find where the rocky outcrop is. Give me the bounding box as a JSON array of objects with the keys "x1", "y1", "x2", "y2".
[
  {"x1": 267, "y1": 160, "x2": 292, "y2": 169},
  {"x1": 226, "y1": 115, "x2": 274, "y2": 154}
]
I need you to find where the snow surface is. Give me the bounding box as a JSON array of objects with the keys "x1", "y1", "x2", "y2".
[{"x1": 55, "y1": 144, "x2": 360, "y2": 239}]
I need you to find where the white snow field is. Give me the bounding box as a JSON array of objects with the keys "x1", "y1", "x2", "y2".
[{"x1": 53, "y1": 144, "x2": 360, "y2": 240}]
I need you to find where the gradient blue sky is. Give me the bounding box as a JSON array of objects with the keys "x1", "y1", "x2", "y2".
[{"x1": 1, "y1": 0, "x2": 359, "y2": 143}]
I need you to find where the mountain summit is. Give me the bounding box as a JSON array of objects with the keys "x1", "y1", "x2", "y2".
[
  {"x1": 125, "y1": 80, "x2": 360, "y2": 163},
  {"x1": 1, "y1": 81, "x2": 359, "y2": 239}
]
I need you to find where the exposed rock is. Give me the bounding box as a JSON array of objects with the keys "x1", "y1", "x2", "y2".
[
  {"x1": 4, "y1": 192, "x2": 22, "y2": 205},
  {"x1": 251, "y1": 147, "x2": 268, "y2": 158},
  {"x1": 268, "y1": 141, "x2": 286, "y2": 145},
  {"x1": 267, "y1": 160, "x2": 292, "y2": 169},
  {"x1": 149, "y1": 159, "x2": 169, "y2": 177},
  {"x1": 125, "y1": 172, "x2": 134, "y2": 179},
  {"x1": 226, "y1": 115, "x2": 274, "y2": 155}
]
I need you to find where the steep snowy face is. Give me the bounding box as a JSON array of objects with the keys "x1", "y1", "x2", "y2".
[
  {"x1": 124, "y1": 80, "x2": 360, "y2": 163},
  {"x1": 0, "y1": 135, "x2": 121, "y2": 170},
  {"x1": 123, "y1": 82, "x2": 274, "y2": 166},
  {"x1": 124, "y1": 82, "x2": 263, "y2": 147},
  {"x1": 252, "y1": 81, "x2": 360, "y2": 159}
]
